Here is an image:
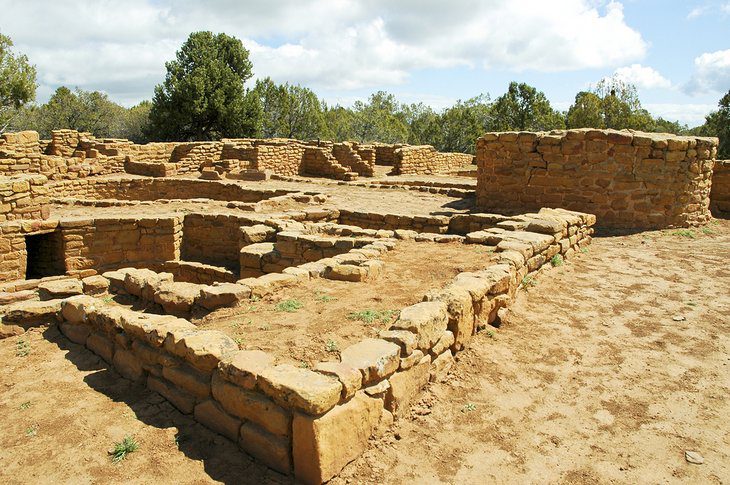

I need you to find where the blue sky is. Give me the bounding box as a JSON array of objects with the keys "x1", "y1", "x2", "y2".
[{"x1": 1, "y1": 0, "x2": 729, "y2": 126}]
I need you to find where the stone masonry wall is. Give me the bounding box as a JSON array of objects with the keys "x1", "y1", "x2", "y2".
[
  {"x1": 710, "y1": 160, "x2": 730, "y2": 218},
  {"x1": 45, "y1": 178, "x2": 292, "y2": 202},
  {"x1": 0, "y1": 174, "x2": 50, "y2": 222},
  {"x1": 393, "y1": 145, "x2": 473, "y2": 175},
  {"x1": 476, "y1": 129, "x2": 718, "y2": 229}
]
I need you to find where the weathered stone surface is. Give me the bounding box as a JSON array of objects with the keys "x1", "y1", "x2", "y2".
[
  {"x1": 153, "y1": 281, "x2": 200, "y2": 315},
  {"x1": 61, "y1": 295, "x2": 97, "y2": 324},
  {"x1": 391, "y1": 301, "x2": 448, "y2": 351},
  {"x1": 363, "y1": 379, "x2": 390, "y2": 398},
  {"x1": 211, "y1": 372, "x2": 290, "y2": 436},
  {"x1": 81, "y1": 275, "x2": 109, "y2": 295},
  {"x1": 0, "y1": 290, "x2": 36, "y2": 305},
  {"x1": 340, "y1": 338, "x2": 400, "y2": 385},
  {"x1": 86, "y1": 332, "x2": 114, "y2": 363},
  {"x1": 38, "y1": 279, "x2": 83, "y2": 300},
  {"x1": 399, "y1": 349, "x2": 425, "y2": 371},
  {"x1": 197, "y1": 283, "x2": 251, "y2": 310},
  {"x1": 163, "y1": 364, "x2": 211, "y2": 399},
  {"x1": 164, "y1": 330, "x2": 238, "y2": 373},
  {"x1": 59, "y1": 321, "x2": 91, "y2": 344},
  {"x1": 113, "y1": 348, "x2": 145, "y2": 382},
  {"x1": 148, "y1": 375, "x2": 196, "y2": 414},
  {"x1": 378, "y1": 329, "x2": 417, "y2": 356},
  {"x1": 313, "y1": 361, "x2": 362, "y2": 400},
  {"x1": 120, "y1": 311, "x2": 196, "y2": 347},
  {"x1": 324, "y1": 264, "x2": 368, "y2": 282},
  {"x1": 424, "y1": 285, "x2": 474, "y2": 351},
  {"x1": 0, "y1": 299, "x2": 63, "y2": 324},
  {"x1": 239, "y1": 422, "x2": 291, "y2": 474},
  {"x1": 238, "y1": 273, "x2": 298, "y2": 298},
  {"x1": 194, "y1": 399, "x2": 241, "y2": 442},
  {"x1": 431, "y1": 330, "x2": 455, "y2": 356},
  {"x1": 258, "y1": 364, "x2": 342, "y2": 415},
  {"x1": 293, "y1": 391, "x2": 383, "y2": 484},
  {"x1": 386, "y1": 355, "x2": 431, "y2": 416},
  {"x1": 217, "y1": 349, "x2": 274, "y2": 390},
  {"x1": 430, "y1": 350, "x2": 455, "y2": 382}
]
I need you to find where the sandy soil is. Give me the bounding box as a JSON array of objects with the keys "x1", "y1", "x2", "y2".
[
  {"x1": 195, "y1": 240, "x2": 497, "y2": 366},
  {"x1": 1, "y1": 221, "x2": 728, "y2": 484}
]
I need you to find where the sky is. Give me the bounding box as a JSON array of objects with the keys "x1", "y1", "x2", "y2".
[{"x1": 1, "y1": 0, "x2": 729, "y2": 127}]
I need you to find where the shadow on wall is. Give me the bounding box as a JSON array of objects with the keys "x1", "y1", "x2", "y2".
[{"x1": 44, "y1": 325, "x2": 290, "y2": 484}]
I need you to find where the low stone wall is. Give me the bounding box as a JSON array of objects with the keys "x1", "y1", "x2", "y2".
[
  {"x1": 476, "y1": 129, "x2": 718, "y2": 229},
  {"x1": 45, "y1": 177, "x2": 292, "y2": 202},
  {"x1": 373, "y1": 144, "x2": 402, "y2": 166},
  {"x1": 393, "y1": 146, "x2": 473, "y2": 175},
  {"x1": 332, "y1": 142, "x2": 375, "y2": 177},
  {"x1": 182, "y1": 214, "x2": 258, "y2": 270},
  {"x1": 339, "y1": 210, "x2": 451, "y2": 234},
  {"x1": 710, "y1": 160, "x2": 730, "y2": 218},
  {"x1": 0, "y1": 174, "x2": 50, "y2": 222},
  {"x1": 59, "y1": 217, "x2": 181, "y2": 277},
  {"x1": 124, "y1": 158, "x2": 177, "y2": 177}
]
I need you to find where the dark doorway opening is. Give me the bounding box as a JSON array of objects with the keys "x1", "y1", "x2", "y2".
[{"x1": 25, "y1": 232, "x2": 65, "y2": 279}]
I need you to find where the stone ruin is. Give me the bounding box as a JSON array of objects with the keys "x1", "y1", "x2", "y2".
[{"x1": 0, "y1": 125, "x2": 725, "y2": 483}]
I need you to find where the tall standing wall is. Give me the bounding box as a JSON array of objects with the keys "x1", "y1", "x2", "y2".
[
  {"x1": 476, "y1": 129, "x2": 718, "y2": 229},
  {"x1": 710, "y1": 160, "x2": 730, "y2": 218}
]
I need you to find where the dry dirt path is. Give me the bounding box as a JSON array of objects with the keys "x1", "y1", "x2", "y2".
[
  {"x1": 0, "y1": 222, "x2": 728, "y2": 484},
  {"x1": 335, "y1": 221, "x2": 730, "y2": 484}
]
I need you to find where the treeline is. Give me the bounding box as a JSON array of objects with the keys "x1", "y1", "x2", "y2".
[{"x1": 2, "y1": 31, "x2": 729, "y2": 158}]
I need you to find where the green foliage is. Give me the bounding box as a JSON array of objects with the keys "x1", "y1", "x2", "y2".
[
  {"x1": 119, "y1": 101, "x2": 152, "y2": 143},
  {"x1": 251, "y1": 77, "x2": 325, "y2": 139},
  {"x1": 671, "y1": 230, "x2": 695, "y2": 239},
  {"x1": 693, "y1": 90, "x2": 730, "y2": 158},
  {"x1": 351, "y1": 91, "x2": 410, "y2": 143},
  {"x1": 275, "y1": 299, "x2": 304, "y2": 312},
  {"x1": 347, "y1": 309, "x2": 397, "y2": 324},
  {"x1": 110, "y1": 436, "x2": 139, "y2": 463},
  {"x1": 148, "y1": 31, "x2": 257, "y2": 141},
  {"x1": 315, "y1": 292, "x2": 335, "y2": 303},
  {"x1": 19, "y1": 401, "x2": 32, "y2": 410},
  {"x1": 462, "y1": 403, "x2": 477, "y2": 412},
  {"x1": 550, "y1": 254, "x2": 564, "y2": 267},
  {"x1": 14, "y1": 86, "x2": 128, "y2": 138},
  {"x1": 325, "y1": 339, "x2": 339, "y2": 353},
  {"x1": 0, "y1": 33, "x2": 37, "y2": 133},
  {"x1": 432, "y1": 96, "x2": 492, "y2": 154},
  {"x1": 521, "y1": 275, "x2": 537, "y2": 289},
  {"x1": 15, "y1": 339, "x2": 30, "y2": 357},
  {"x1": 491, "y1": 82, "x2": 565, "y2": 131}
]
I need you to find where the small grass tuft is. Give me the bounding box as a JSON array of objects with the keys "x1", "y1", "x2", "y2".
[
  {"x1": 25, "y1": 424, "x2": 38, "y2": 437},
  {"x1": 462, "y1": 403, "x2": 477, "y2": 413},
  {"x1": 580, "y1": 247, "x2": 589, "y2": 254},
  {"x1": 485, "y1": 329, "x2": 495, "y2": 338},
  {"x1": 521, "y1": 276, "x2": 537, "y2": 289},
  {"x1": 19, "y1": 401, "x2": 32, "y2": 410},
  {"x1": 671, "y1": 229, "x2": 695, "y2": 239},
  {"x1": 702, "y1": 227, "x2": 715, "y2": 235},
  {"x1": 347, "y1": 309, "x2": 397, "y2": 324},
  {"x1": 315, "y1": 292, "x2": 336, "y2": 303},
  {"x1": 299, "y1": 361, "x2": 310, "y2": 369},
  {"x1": 275, "y1": 299, "x2": 304, "y2": 312},
  {"x1": 234, "y1": 337, "x2": 244, "y2": 348},
  {"x1": 325, "y1": 339, "x2": 339, "y2": 353},
  {"x1": 15, "y1": 339, "x2": 30, "y2": 357},
  {"x1": 110, "y1": 436, "x2": 139, "y2": 464},
  {"x1": 550, "y1": 254, "x2": 564, "y2": 267}
]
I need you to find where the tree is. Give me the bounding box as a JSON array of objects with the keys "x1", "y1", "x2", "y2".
[
  {"x1": 431, "y1": 96, "x2": 492, "y2": 154},
  {"x1": 491, "y1": 82, "x2": 565, "y2": 131},
  {"x1": 251, "y1": 78, "x2": 325, "y2": 140},
  {"x1": 322, "y1": 105, "x2": 355, "y2": 142},
  {"x1": 147, "y1": 31, "x2": 257, "y2": 141},
  {"x1": 0, "y1": 33, "x2": 37, "y2": 133},
  {"x1": 566, "y1": 91, "x2": 603, "y2": 129},
  {"x1": 695, "y1": 90, "x2": 730, "y2": 159},
  {"x1": 118, "y1": 101, "x2": 152, "y2": 143},
  {"x1": 351, "y1": 91, "x2": 409, "y2": 143},
  {"x1": 12, "y1": 86, "x2": 126, "y2": 138}
]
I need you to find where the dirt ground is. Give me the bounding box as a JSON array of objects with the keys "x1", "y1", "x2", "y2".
[
  {"x1": 195, "y1": 241, "x2": 497, "y2": 366},
  {"x1": 1, "y1": 221, "x2": 728, "y2": 484}
]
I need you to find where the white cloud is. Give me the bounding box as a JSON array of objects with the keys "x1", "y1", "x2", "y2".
[
  {"x1": 722, "y1": 2, "x2": 730, "y2": 14},
  {"x1": 0, "y1": 0, "x2": 648, "y2": 105},
  {"x1": 613, "y1": 64, "x2": 672, "y2": 89},
  {"x1": 644, "y1": 103, "x2": 715, "y2": 126},
  {"x1": 684, "y1": 49, "x2": 730, "y2": 95},
  {"x1": 687, "y1": 6, "x2": 708, "y2": 19}
]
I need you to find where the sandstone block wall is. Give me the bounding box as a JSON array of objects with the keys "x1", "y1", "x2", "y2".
[
  {"x1": 710, "y1": 160, "x2": 730, "y2": 218},
  {"x1": 45, "y1": 178, "x2": 292, "y2": 202},
  {"x1": 392, "y1": 146, "x2": 473, "y2": 175},
  {"x1": 58, "y1": 217, "x2": 181, "y2": 277},
  {"x1": 476, "y1": 129, "x2": 718, "y2": 229},
  {"x1": 182, "y1": 214, "x2": 256, "y2": 270},
  {"x1": 0, "y1": 174, "x2": 50, "y2": 222}
]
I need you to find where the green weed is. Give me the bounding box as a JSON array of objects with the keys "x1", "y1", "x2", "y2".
[
  {"x1": 25, "y1": 424, "x2": 38, "y2": 437},
  {"x1": 275, "y1": 299, "x2": 303, "y2": 312},
  {"x1": 19, "y1": 401, "x2": 32, "y2": 410},
  {"x1": 110, "y1": 436, "x2": 139, "y2": 464},
  {"x1": 462, "y1": 403, "x2": 477, "y2": 413},
  {"x1": 550, "y1": 254, "x2": 564, "y2": 267},
  {"x1": 325, "y1": 339, "x2": 339, "y2": 353},
  {"x1": 671, "y1": 230, "x2": 695, "y2": 239},
  {"x1": 347, "y1": 309, "x2": 397, "y2": 324},
  {"x1": 521, "y1": 276, "x2": 537, "y2": 289},
  {"x1": 315, "y1": 292, "x2": 335, "y2": 303},
  {"x1": 15, "y1": 339, "x2": 30, "y2": 357}
]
